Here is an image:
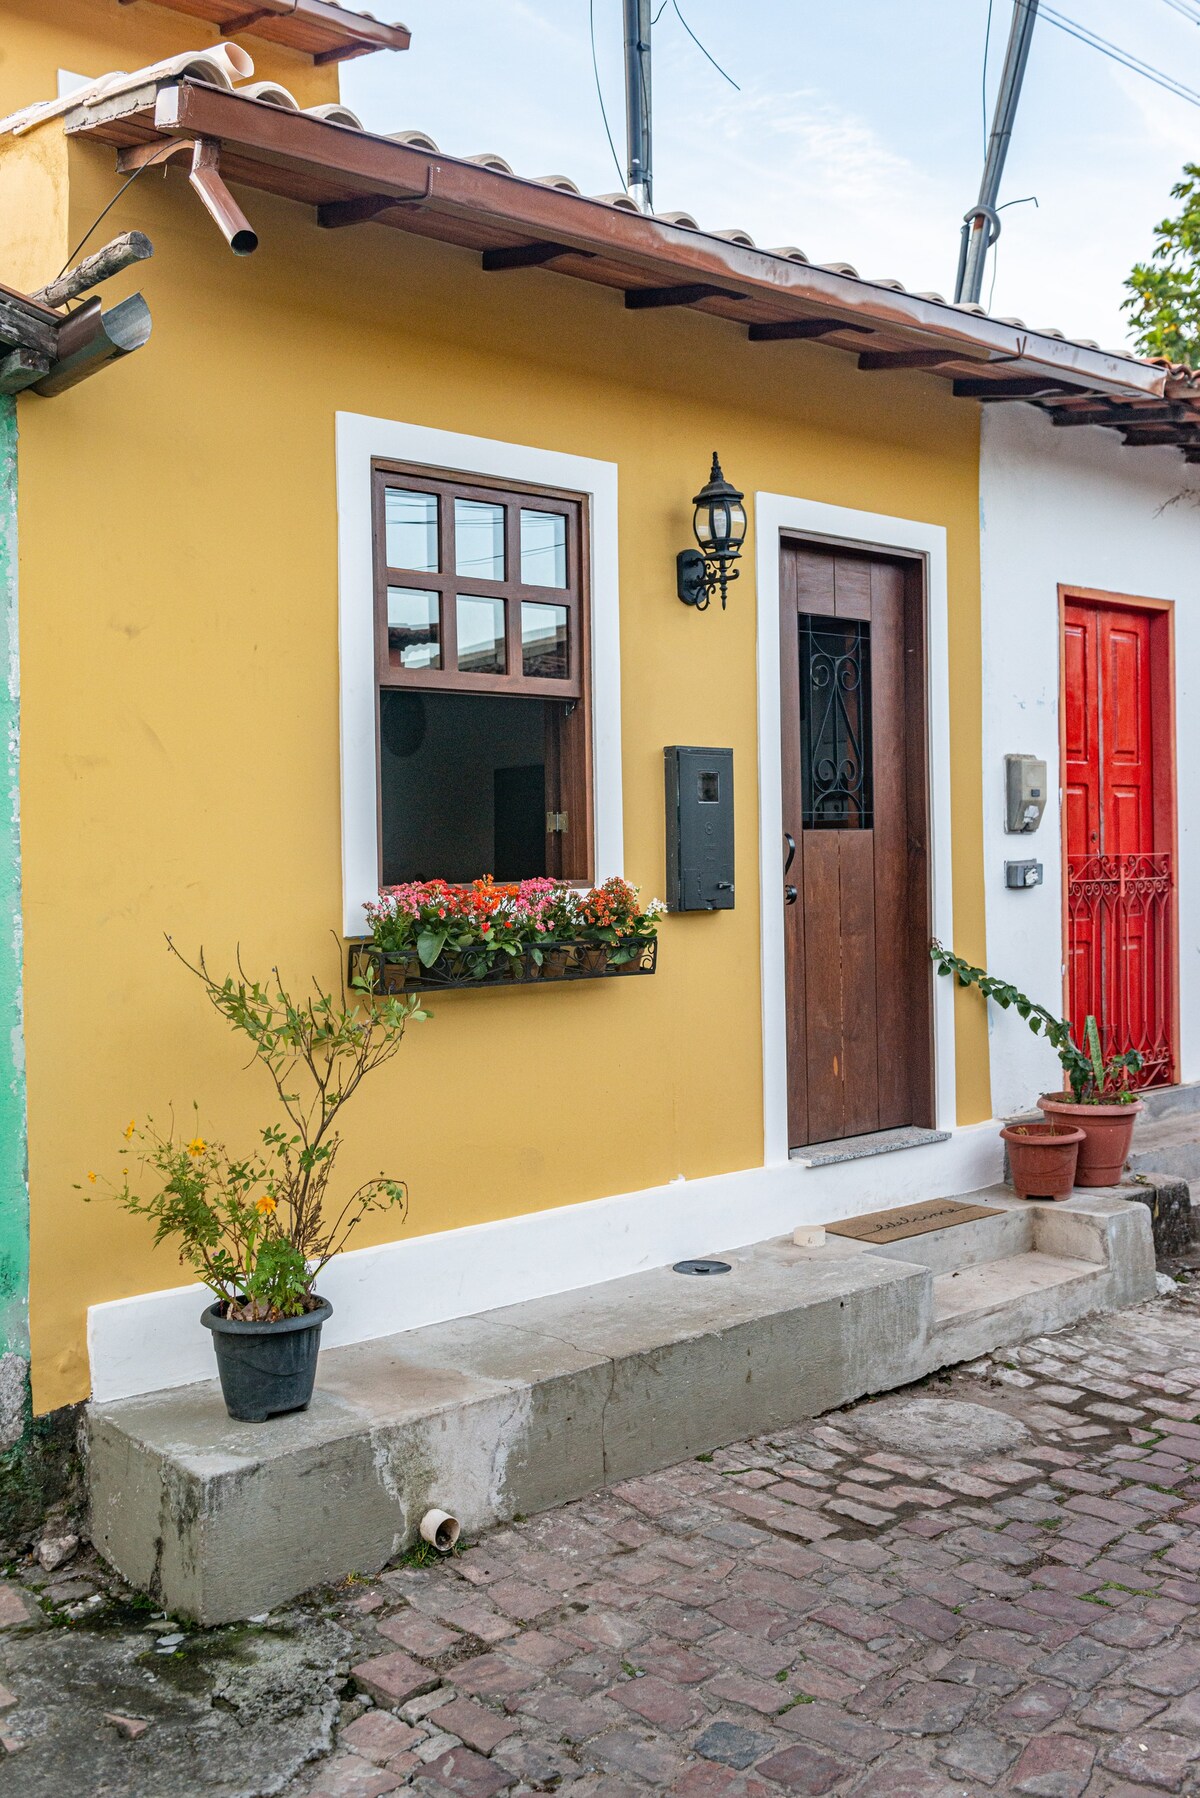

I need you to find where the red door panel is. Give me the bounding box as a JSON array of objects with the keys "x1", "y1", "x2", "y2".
[{"x1": 1063, "y1": 598, "x2": 1174, "y2": 1088}]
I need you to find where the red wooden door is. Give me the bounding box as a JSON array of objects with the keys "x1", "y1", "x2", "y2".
[
  {"x1": 1063, "y1": 597, "x2": 1174, "y2": 1087},
  {"x1": 780, "y1": 542, "x2": 932, "y2": 1148}
]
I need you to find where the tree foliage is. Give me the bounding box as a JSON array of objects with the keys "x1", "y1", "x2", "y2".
[{"x1": 1124, "y1": 163, "x2": 1200, "y2": 366}]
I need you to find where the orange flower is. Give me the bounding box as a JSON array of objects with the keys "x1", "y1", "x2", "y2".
[
  {"x1": 186, "y1": 1137, "x2": 207, "y2": 1158},
  {"x1": 255, "y1": 1194, "x2": 277, "y2": 1216}
]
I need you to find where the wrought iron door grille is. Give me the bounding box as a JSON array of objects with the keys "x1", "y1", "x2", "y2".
[
  {"x1": 799, "y1": 614, "x2": 872, "y2": 829},
  {"x1": 1066, "y1": 851, "x2": 1174, "y2": 1090}
]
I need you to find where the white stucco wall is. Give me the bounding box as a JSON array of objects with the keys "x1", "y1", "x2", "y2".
[{"x1": 979, "y1": 403, "x2": 1200, "y2": 1117}]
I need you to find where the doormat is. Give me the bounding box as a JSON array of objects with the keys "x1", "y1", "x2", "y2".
[{"x1": 825, "y1": 1198, "x2": 1003, "y2": 1244}]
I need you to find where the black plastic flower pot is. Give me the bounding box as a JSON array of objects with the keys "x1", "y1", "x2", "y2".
[{"x1": 201, "y1": 1297, "x2": 332, "y2": 1422}]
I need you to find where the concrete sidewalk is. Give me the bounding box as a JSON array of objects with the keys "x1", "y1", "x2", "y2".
[{"x1": 3, "y1": 1272, "x2": 1200, "y2": 1793}]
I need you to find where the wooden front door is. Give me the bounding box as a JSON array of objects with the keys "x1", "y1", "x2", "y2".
[
  {"x1": 779, "y1": 540, "x2": 933, "y2": 1149},
  {"x1": 1063, "y1": 594, "x2": 1175, "y2": 1088}
]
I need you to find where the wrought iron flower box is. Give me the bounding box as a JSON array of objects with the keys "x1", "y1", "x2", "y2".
[{"x1": 350, "y1": 936, "x2": 658, "y2": 994}]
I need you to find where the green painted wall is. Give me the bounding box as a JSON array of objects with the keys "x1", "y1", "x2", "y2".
[{"x1": 0, "y1": 396, "x2": 29, "y2": 1431}]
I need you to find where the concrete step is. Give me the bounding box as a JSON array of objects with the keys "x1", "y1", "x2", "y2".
[
  {"x1": 1128, "y1": 1110, "x2": 1200, "y2": 1184},
  {"x1": 1137, "y1": 1079, "x2": 1200, "y2": 1123},
  {"x1": 859, "y1": 1200, "x2": 1032, "y2": 1275},
  {"x1": 932, "y1": 1249, "x2": 1101, "y2": 1324},
  {"x1": 87, "y1": 1187, "x2": 1155, "y2": 1624}
]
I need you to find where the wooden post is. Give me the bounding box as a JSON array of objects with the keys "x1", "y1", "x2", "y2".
[{"x1": 32, "y1": 233, "x2": 153, "y2": 311}]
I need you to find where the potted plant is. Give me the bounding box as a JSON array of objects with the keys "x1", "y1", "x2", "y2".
[
  {"x1": 84, "y1": 943, "x2": 426, "y2": 1421},
  {"x1": 931, "y1": 943, "x2": 1144, "y2": 1190},
  {"x1": 999, "y1": 1120, "x2": 1087, "y2": 1199},
  {"x1": 1038, "y1": 1015, "x2": 1145, "y2": 1187},
  {"x1": 362, "y1": 875, "x2": 664, "y2": 991}
]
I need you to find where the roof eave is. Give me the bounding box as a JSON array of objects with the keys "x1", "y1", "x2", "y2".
[{"x1": 135, "y1": 82, "x2": 1165, "y2": 402}]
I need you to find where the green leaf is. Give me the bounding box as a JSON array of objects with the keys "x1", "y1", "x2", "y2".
[{"x1": 416, "y1": 928, "x2": 448, "y2": 968}]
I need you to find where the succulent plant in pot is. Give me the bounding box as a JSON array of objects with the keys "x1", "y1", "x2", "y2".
[
  {"x1": 931, "y1": 943, "x2": 1144, "y2": 1191},
  {"x1": 84, "y1": 942, "x2": 427, "y2": 1421}
]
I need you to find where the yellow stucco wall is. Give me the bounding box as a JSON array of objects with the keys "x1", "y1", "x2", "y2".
[{"x1": 9, "y1": 122, "x2": 989, "y2": 1414}]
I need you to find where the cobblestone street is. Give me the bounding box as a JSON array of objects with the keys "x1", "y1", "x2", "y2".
[{"x1": 6, "y1": 1283, "x2": 1200, "y2": 1795}]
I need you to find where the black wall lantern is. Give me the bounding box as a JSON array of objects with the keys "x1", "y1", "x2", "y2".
[{"x1": 676, "y1": 452, "x2": 747, "y2": 611}]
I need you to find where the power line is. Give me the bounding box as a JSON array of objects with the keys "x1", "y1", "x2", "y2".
[
  {"x1": 1039, "y1": 5, "x2": 1200, "y2": 108},
  {"x1": 55, "y1": 140, "x2": 183, "y2": 280},
  {"x1": 670, "y1": 1, "x2": 739, "y2": 91},
  {"x1": 1159, "y1": 0, "x2": 1200, "y2": 25},
  {"x1": 588, "y1": 0, "x2": 628, "y2": 192}
]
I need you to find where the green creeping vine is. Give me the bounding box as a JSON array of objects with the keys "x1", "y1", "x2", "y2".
[{"x1": 929, "y1": 941, "x2": 1142, "y2": 1104}]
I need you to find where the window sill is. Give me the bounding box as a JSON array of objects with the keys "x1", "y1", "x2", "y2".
[{"x1": 350, "y1": 937, "x2": 657, "y2": 994}]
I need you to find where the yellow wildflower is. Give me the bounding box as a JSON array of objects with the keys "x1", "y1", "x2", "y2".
[
  {"x1": 123, "y1": 1119, "x2": 136, "y2": 1141},
  {"x1": 86, "y1": 1170, "x2": 97, "y2": 1184},
  {"x1": 255, "y1": 1194, "x2": 277, "y2": 1216},
  {"x1": 186, "y1": 1137, "x2": 206, "y2": 1158}
]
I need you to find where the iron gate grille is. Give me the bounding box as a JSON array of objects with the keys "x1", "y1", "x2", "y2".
[
  {"x1": 1066, "y1": 851, "x2": 1174, "y2": 1090},
  {"x1": 799, "y1": 614, "x2": 873, "y2": 829}
]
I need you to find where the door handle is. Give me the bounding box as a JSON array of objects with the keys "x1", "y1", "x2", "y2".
[
  {"x1": 784, "y1": 831, "x2": 796, "y2": 874},
  {"x1": 785, "y1": 885, "x2": 798, "y2": 905}
]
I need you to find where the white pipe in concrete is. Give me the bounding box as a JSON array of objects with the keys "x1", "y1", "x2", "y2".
[{"x1": 419, "y1": 1509, "x2": 461, "y2": 1553}]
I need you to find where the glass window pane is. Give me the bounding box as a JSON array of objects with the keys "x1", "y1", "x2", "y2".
[
  {"x1": 457, "y1": 595, "x2": 506, "y2": 674},
  {"x1": 799, "y1": 614, "x2": 872, "y2": 829},
  {"x1": 521, "y1": 602, "x2": 569, "y2": 679},
  {"x1": 520, "y1": 509, "x2": 567, "y2": 587},
  {"x1": 385, "y1": 489, "x2": 438, "y2": 572},
  {"x1": 386, "y1": 588, "x2": 440, "y2": 671},
  {"x1": 455, "y1": 499, "x2": 506, "y2": 580}
]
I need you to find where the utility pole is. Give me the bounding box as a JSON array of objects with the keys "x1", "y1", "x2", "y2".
[
  {"x1": 954, "y1": 0, "x2": 1039, "y2": 305},
  {"x1": 624, "y1": 0, "x2": 653, "y2": 213}
]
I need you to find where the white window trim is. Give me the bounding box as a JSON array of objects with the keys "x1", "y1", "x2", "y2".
[
  {"x1": 754, "y1": 493, "x2": 958, "y2": 1164},
  {"x1": 335, "y1": 413, "x2": 624, "y2": 935}
]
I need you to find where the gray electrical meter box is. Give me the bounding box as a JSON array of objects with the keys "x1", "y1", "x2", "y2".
[
  {"x1": 1005, "y1": 754, "x2": 1048, "y2": 834},
  {"x1": 665, "y1": 746, "x2": 735, "y2": 911}
]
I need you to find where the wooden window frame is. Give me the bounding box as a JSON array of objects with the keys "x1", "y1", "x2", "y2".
[
  {"x1": 370, "y1": 458, "x2": 594, "y2": 883},
  {"x1": 372, "y1": 461, "x2": 588, "y2": 699}
]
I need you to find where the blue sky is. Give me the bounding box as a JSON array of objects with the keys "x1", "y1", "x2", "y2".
[{"x1": 342, "y1": 1, "x2": 1200, "y2": 352}]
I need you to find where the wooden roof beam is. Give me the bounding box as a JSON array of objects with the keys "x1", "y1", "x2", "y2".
[
  {"x1": 857, "y1": 348, "x2": 967, "y2": 372},
  {"x1": 747, "y1": 318, "x2": 872, "y2": 342},
  {"x1": 482, "y1": 241, "x2": 594, "y2": 272},
  {"x1": 1050, "y1": 403, "x2": 1183, "y2": 428},
  {"x1": 318, "y1": 194, "x2": 399, "y2": 228},
  {"x1": 625, "y1": 282, "x2": 743, "y2": 310},
  {"x1": 0, "y1": 347, "x2": 51, "y2": 395},
  {"x1": 1120, "y1": 424, "x2": 1198, "y2": 446},
  {"x1": 953, "y1": 376, "x2": 1092, "y2": 399}
]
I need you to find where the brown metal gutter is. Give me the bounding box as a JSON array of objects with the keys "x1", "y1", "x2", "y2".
[
  {"x1": 124, "y1": 81, "x2": 1167, "y2": 402},
  {"x1": 0, "y1": 280, "x2": 151, "y2": 397}
]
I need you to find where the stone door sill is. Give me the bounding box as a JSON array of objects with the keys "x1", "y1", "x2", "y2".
[{"x1": 790, "y1": 1125, "x2": 951, "y2": 1167}]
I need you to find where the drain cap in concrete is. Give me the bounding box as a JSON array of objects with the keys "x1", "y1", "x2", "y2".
[{"x1": 840, "y1": 1397, "x2": 1030, "y2": 1464}]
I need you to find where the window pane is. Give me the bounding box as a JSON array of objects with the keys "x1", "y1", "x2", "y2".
[
  {"x1": 387, "y1": 587, "x2": 440, "y2": 671},
  {"x1": 455, "y1": 499, "x2": 506, "y2": 580},
  {"x1": 385, "y1": 489, "x2": 438, "y2": 572},
  {"x1": 520, "y1": 509, "x2": 567, "y2": 587},
  {"x1": 457, "y1": 595, "x2": 506, "y2": 674},
  {"x1": 380, "y1": 692, "x2": 548, "y2": 884},
  {"x1": 521, "y1": 602, "x2": 568, "y2": 679},
  {"x1": 799, "y1": 614, "x2": 872, "y2": 829}
]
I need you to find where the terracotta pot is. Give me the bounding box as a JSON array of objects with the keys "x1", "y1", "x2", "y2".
[
  {"x1": 1001, "y1": 1121, "x2": 1085, "y2": 1200},
  {"x1": 1038, "y1": 1093, "x2": 1144, "y2": 1187}
]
